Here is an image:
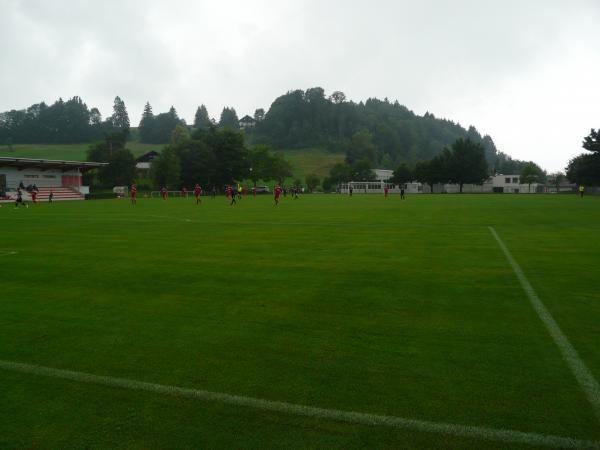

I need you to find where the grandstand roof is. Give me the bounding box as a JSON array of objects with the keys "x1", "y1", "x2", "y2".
[{"x1": 0, "y1": 157, "x2": 107, "y2": 172}]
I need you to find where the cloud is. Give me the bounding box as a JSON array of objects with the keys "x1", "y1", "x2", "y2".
[{"x1": 1, "y1": 0, "x2": 599, "y2": 170}]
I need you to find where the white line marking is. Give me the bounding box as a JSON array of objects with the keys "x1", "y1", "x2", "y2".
[
  {"x1": 489, "y1": 226, "x2": 600, "y2": 421},
  {"x1": 0, "y1": 360, "x2": 597, "y2": 449},
  {"x1": 0, "y1": 250, "x2": 18, "y2": 256}
]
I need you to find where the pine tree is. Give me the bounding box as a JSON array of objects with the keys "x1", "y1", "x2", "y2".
[
  {"x1": 110, "y1": 96, "x2": 130, "y2": 131},
  {"x1": 219, "y1": 107, "x2": 239, "y2": 128},
  {"x1": 139, "y1": 102, "x2": 154, "y2": 143},
  {"x1": 194, "y1": 105, "x2": 211, "y2": 130}
]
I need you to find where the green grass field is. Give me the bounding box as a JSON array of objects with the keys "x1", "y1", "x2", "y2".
[
  {"x1": 1, "y1": 194, "x2": 599, "y2": 449},
  {"x1": 0, "y1": 142, "x2": 164, "y2": 161},
  {"x1": 282, "y1": 148, "x2": 345, "y2": 180}
]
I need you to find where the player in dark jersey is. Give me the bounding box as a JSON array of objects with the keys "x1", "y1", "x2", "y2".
[
  {"x1": 15, "y1": 188, "x2": 28, "y2": 208},
  {"x1": 229, "y1": 186, "x2": 237, "y2": 206}
]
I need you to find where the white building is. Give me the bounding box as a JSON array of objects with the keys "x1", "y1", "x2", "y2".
[
  {"x1": 239, "y1": 115, "x2": 256, "y2": 129},
  {"x1": 338, "y1": 170, "x2": 540, "y2": 194},
  {"x1": 0, "y1": 157, "x2": 106, "y2": 202}
]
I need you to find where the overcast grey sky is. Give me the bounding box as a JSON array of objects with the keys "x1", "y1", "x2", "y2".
[{"x1": 2, "y1": 0, "x2": 599, "y2": 171}]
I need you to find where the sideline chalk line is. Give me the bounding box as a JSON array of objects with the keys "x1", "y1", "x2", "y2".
[
  {"x1": 489, "y1": 226, "x2": 600, "y2": 421},
  {"x1": 0, "y1": 359, "x2": 598, "y2": 449}
]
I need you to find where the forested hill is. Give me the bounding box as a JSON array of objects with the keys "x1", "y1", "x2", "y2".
[
  {"x1": 248, "y1": 87, "x2": 499, "y2": 168},
  {"x1": 0, "y1": 88, "x2": 527, "y2": 172}
]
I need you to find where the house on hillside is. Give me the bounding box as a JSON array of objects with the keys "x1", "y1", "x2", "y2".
[
  {"x1": 136, "y1": 151, "x2": 160, "y2": 176},
  {"x1": 239, "y1": 115, "x2": 256, "y2": 129}
]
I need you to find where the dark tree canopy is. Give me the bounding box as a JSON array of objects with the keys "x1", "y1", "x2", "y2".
[
  {"x1": 247, "y1": 88, "x2": 500, "y2": 168},
  {"x1": 99, "y1": 148, "x2": 136, "y2": 187},
  {"x1": 445, "y1": 138, "x2": 489, "y2": 192},
  {"x1": 582, "y1": 128, "x2": 600, "y2": 153},
  {"x1": 0, "y1": 96, "x2": 115, "y2": 144},
  {"x1": 253, "y1": 108, "x2": 265, "y2": 123},
  {"x1": 194, "y1": 105, "x2": 212, "y2": 130},
  {"x1": 110, "y1": 96, "x2": 130, "y2": 131},
  {"x1": 520, "y1": 162, "x2": 544, "y2": 192},
  {"x1": 391, "y1": 163, "x2": 413, "y2": 185},
  {"x1": 566, "y1": 127, "x2": 600, "y2": 186},
  {"x1": 219, "y1": 107, "x2": 239, "y2": 129},
  {"x1": 138, "y1": 104, "x2": 186, "y2": 144},
  {"x1": 566, "y1": 153, "x2": 600, "y2": 185}
]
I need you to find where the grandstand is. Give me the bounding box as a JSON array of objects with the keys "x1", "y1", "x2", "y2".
[{"x1": 0, "y1": 157, "x2": 106, "y2": 202}]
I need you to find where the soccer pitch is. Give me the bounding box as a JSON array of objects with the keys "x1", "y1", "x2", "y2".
[{"x1": 1, "y1": 194, "x2": 599, "y2": 449}]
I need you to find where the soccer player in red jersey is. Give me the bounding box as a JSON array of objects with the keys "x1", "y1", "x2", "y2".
[
  {"x1": 274, "y1": 184, "x2": 282, "y2": 205},
  {"x1": 252, "y1": 186, "x2": 257, "y2": 197},
  {"x1": 384, "y1": 186, "x2": 389, "y2": 198},
  {"x1": 130, "y1": 184, "x2": 137, "y2": 205},
  {"x1": 161, "y1": 186, "x2": 168, "y2": 200},
  {"x1": 225, "y1": 185, "x2": 231, "y2": 199},
  {"x1": 31, "y1": 190, "x2": 37, "y2": 204},
  {"x1": 194, "y1": 184, "x2": 202, "y2": 204}
]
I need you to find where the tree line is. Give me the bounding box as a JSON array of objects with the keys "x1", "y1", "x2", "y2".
[
  {"x1": 85, "y1": 126, "x2": 296, "y2": 190},
  {"x1": 0, "y1": 96, "x2": 130, "y2": 144},
  {"x1": 322, "y1": 138, "x2": 547, "y2": 193},
  {"x1": 246, "y1": 88, "x2": 511, "y2": 168}
]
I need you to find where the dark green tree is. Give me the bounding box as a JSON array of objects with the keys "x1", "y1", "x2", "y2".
[
  {"x1": 194, "y1": 105, "x2": 212, "y2": 130},
  {"x1": 138, "y1": 102, "x2": 155, "y2": 143},
  {"x1": 99, "y1": 148, "x2": 136, "y2": 186},
  {"x1": 345, "y1": 130, "x2": 377, "y2": 165},
  {"x1": 414, "y1": 155, "x2": 447, "y2": 194},
  {"x1": 170, "y1": 124, "x2": 190, "y2": 146},
  {"x1": 548, "y1": 172, "x2": 565, "y2": 192},
  {"x1": 446, "y1": 138, "x2": 489, "y2": 193},
  {"x1": 248, "y1": 145, "x2": 275, "y2": 186},
  {"x1": 253, "y1": 108, "x2": 265, "y2": 122},
  {"x1": 327, "y1": 163, "x2": 352, "y2": 184},
  {"x1": 520, "y1": 162, "x2": 544, "y2": 192},
  {"x1": 351, "y1": 158, "x2": 376, "y2": 181},
  {"x1": 219, "y1": 107, "x2": 239, "y2": 128},
  {"x1": 110, "y1": 96, "x2": 130, "y2": 133},
  {"x1": 205, "y1": 127, "x2": 249, "y2": 184},
  {"x1": 150, "y1": 146, "x2": 181, "y2": 188},
  {"x1": 566, "y1": 128, "x2": 600, "y2": 186},
  {"x1": 582, "y1": 128, "x2": 600, "y2": 153},
  {"x1": 176, "y1": 140, "x2": 217, "y2": 188},
  {"x1": 566, "y1": 153, "x2": 600, "y2": 186},
  {"x1": 305, "y1": 173, "x2": 320, "y2": 192},
  {"x1": 391, "y1": 163, "x2": 413, "y2": 186},
  {"x1": 329, "y1": 91, "x2": 346, "y2": 104},
  {"x1": 87, "y1": 130, "x2": 128, "y2": 162},
  {"x1": 268, "y1": 153, "x2": 293, "y2": 183}
]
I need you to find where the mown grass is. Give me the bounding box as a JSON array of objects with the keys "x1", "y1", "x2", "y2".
[
  {"x1": 1, "y1": 194, "x2": 599, "y2": 449},
  {"x1": 0, "y1": 142, "x2": 164, "y2": 161},
  {"x1": 282, "y1": 147, "x2": 345, "y2": 180}
]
